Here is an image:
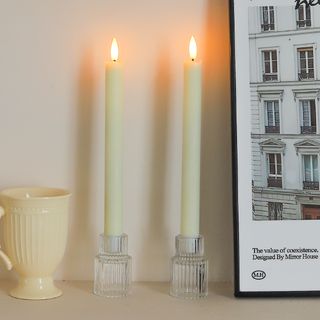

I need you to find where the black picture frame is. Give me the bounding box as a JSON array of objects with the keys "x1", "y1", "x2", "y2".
[{"x1": 229, "y1": 0, "x2": 320, "y2": 297}]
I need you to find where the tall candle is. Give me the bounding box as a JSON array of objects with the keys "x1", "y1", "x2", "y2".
[
  {"x1": 180, "y1": 36, "x2": 202, "y2": 236},
  {"x1": 105, "y1": 38, "x2": 123, "y2": 236}
]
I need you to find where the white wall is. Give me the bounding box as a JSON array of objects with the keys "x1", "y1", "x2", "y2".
[
  {"x1": 249, "y1": 6, "x2": 320, "y2": 34},
  {"x1": 249, "y1": 6, "x2": 320, "y2": 192},
  {"x1": 249, "y1": 32, "x2": 320, "y2": 83},
  {"x1": 0, "y1": 0, "x2": 232, "y2": 281}
]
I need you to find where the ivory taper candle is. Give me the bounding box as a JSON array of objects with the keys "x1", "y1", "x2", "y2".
[
  {"x1": 180, "y1": 36, "x2": 202, "y2": 236},
  {"x1": 105, "y1": 38, "x2": 123, "y2": 236}
]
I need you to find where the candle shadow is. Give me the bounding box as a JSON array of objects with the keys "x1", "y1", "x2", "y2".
[
  {"x1": 138, "y1": 51, "x2": 172, "y2": 281},
  {"x1": 209, "y1": 282, "x2": 234, "y2": 299},
  {"x1": 200, "y1": 0, "x2": 233, "y2": 282},
  {"x1": 62, "y1": 48, "x2": 96, "y2": 281}
]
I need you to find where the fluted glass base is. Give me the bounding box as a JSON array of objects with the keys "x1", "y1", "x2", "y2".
[
  {"x1": 94, "y1": 234, "x2": 131, "y2": 298},
  {"x1": 170, "y1": 234, "x2": 208, "y2": 299}
]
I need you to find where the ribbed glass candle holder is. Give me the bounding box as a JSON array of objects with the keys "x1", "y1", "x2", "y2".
[
  {"x1": 94, "y1": 233, "x2": 131, "y2": 298},
  {"x1": 170, "y1": 234, "x2": 208, "y2": 299}
]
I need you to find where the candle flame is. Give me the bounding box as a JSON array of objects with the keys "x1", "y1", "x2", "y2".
[
  {"x1": 111, "y1": 38, "x2": 119, "y2": 61},
  {"x1": 189, "y1": 36, "x2": 197, "y2": 61}
]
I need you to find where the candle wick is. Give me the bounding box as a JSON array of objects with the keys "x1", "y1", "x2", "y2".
[
  {"x1": 192, "y1": 58, "x2": 195, "y2": 62},
  {"x1": 113, "y1": 59, "x2": 117, "y2": 62}
]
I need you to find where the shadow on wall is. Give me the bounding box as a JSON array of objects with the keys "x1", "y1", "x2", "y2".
[
  {"x1": 201, "y1": 0, "x2": 233, "y2": 281},
  {"x1": 138, "y1": 50, "x2": 172, "y2": 279},
  {"x1": 63, "y1": 48, "x2": 96, "y2": 279}
]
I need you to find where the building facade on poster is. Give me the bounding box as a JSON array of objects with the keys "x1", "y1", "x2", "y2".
[{"x1": 249, "y1": 5, "x2": 320, "y2": 220}]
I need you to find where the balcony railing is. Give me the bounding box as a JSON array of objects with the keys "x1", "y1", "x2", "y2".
[
  {"x1": 297, "y1": 20, "x2": 311, "y2": 28},
  {"x1": 261, "y1": 23, "x2": 275, "y2": 31},
  {"x1": 268, "y1": 177, "x2": 282, "y2": 188},
  {"x1": 265, "y1": 126, "x2": 280, "y2": 134},
  {"x1": 303, "y1": 181, "x2": 319, "y2": 190},
  {"x1": 263, "y1": 73, "x2": 278, "y2": 82},
  {"x1": 301, "y1": 126, "x2": 316, "y2": 134},
  {"x1": 299, "y1": 71, "x2": 315, "y2": 81}
]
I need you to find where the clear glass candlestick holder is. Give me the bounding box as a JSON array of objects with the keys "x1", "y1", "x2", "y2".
[
  {"x1": 170, "y1": 234, "x2": 208, "y2": 299},
  {"x1": 94, "y1": 233, "x2": 131, "y2": 298}
]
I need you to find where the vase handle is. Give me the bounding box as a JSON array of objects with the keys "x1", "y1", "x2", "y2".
[{"x1": 0, "y1": 206, "x2": 12, "y2": 270}]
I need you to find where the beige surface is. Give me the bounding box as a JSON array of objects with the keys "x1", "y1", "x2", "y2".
[{"x1": 0, "y1": 281, "x2": 318, "y2": 320}]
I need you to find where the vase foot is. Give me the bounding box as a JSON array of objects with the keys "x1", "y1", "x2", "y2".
[{"x1": 10, "y1": 277, "x2": 62, "y2": 300}]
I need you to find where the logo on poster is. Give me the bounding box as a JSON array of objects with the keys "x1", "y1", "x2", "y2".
[
  {"x1": 295, "y1": 0, "x2": 320, "y2": 9},
  {"x1": 251, "y1": 270, "x2": 266, "y2": 280}
]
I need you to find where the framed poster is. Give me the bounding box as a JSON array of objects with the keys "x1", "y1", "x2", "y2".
[{"x1": 230, "y1": 0, "x2": 320, "y2": 296}]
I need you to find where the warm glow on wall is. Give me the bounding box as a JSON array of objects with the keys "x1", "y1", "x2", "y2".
[
  {"x1": 111, "y1": 38, "x2": 119, "y2": 61},
  {"x1": 189, "y1": 36, "x2": 197, "y2": 61}
]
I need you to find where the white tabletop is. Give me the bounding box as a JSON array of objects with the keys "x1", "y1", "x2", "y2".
[{"x1": 0, "y1": 281, "x2": 318, "y2": 320}]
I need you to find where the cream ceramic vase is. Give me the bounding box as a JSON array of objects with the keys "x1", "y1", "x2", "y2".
[{"x1": 0, "y1": 187, "x2": 70, "y2": 300}]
